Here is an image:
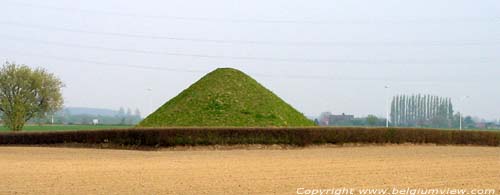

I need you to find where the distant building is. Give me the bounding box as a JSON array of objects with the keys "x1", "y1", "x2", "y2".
[
  {"x1": 318, "y1": 112, "x2": 355, "y2": 126},
  {"x1": 476, "y1": 122, "x2": 486, "y2": 129},
  {"x1": 329, "y1": 113, "x2": 354, "y2": 125},
  {"x1": 484, "y1": 122, "x2": 500, "y2": 130}
]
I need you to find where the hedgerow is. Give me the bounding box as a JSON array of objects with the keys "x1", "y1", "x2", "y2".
[{"x1": 0, "y1": 127, "x2": 498, "y2": 148}]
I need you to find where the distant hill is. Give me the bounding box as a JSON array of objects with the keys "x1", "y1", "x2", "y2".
[
  {"x1": 51, "y1": 107, "x2": 141, "y2": 125},
  {"x1": 138, "y1": 68, "x2": 314, "y2": 127},
  {"x1": 62, "y1": 107, "x2": 118, "y2": 116}
]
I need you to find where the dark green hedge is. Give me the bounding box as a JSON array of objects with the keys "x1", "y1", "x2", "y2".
[{"x1": 0, "y1": 127, "x2": 498, "y2": 147}]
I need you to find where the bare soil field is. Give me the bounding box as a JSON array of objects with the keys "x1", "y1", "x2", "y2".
[{"x1": 0, "y1": 145, "x2": 498, "y2": 195}]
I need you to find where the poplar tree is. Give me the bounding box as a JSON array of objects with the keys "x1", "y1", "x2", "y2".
[{"x1": 390, "y1": 94, "x2": 454, "y2": 128}]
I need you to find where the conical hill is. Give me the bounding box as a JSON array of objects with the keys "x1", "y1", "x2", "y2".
[{"x1": 138, "y1": 68, "x2": 314, "y2": 127}]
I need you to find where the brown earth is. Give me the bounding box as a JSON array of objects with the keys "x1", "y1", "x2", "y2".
[{"x1": 0, "y1": 145, "x2": 498, "y2": 195}]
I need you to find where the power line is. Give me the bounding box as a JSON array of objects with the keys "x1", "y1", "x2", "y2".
[
  {"x1": 2, "y1": 49, "x2": 206, "y2": 73},
  {"x1": 0, "y1": 35, "x2": 340, "y2": 63},
  {"x1": 2, "y1": 21, "x2": 498, "y2": 47},
  {"x1": 0, "y1": 49, "x2": 490, "y2": 83},
  {"x1": 1, "y1": 35, "x2": 495, "y2": 64},
  {"x1": 0, "y1": 1, "x2": 338, "y2": 24},
  {"x1": 3, "y1": 1, "x2": 499, "y2": 24}
]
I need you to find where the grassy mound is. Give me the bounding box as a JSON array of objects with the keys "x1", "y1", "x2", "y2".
[{"x1": 138, "y1": 68, "x2": 314, "y2": 127}]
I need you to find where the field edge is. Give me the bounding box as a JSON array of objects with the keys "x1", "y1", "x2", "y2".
[{"x1": 0, "y1": 127, "x2": 498, "y2": 149}]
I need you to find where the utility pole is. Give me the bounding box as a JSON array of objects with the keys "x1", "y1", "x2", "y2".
[
  {"x1": 459, "y1": 112, "x2": 462, "y2": 130},
  {"x1": 385, "y1": 85, "x2": 390, "y2": 128},
  {"x1": 459, "y1": 96, "x2": 469, "y2": 130}
]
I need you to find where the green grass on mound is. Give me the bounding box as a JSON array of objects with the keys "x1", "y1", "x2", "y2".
[{"x1": 138, "y1": 68, "x2": 314, "y2": 127}]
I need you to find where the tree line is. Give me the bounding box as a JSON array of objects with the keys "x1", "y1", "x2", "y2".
[
  {"x1": 391, "y1": 94, "x2": 454, "y2": 128},
  {"x1": 46, "y1": 107, "x2": 142, "y2": 125}
]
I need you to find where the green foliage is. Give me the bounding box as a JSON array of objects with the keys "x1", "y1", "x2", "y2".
[
  {"x1": 463, "y1": 116, "x2": 475, "y2": 129},
  {"x1": 366, "y1": 115, "x2": 379, "y2": 126},
  {"x1": 0, "y1": 62, "x2": 64, "y2": 131},
  {"x1": 391, "y1": 94, "x2": 453, "y2": 128},
  {"x1": 0, "y1": 127, "x2": 498, "y2": 147},
  {"x1": 138, "y1": 68, "x2": 314, "y2": 127}
]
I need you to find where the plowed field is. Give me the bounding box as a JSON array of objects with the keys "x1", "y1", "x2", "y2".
[{"x1": 0, "y1": 145, "x2": 498, "y2": 194}]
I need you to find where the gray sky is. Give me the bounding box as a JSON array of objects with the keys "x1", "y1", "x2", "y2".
[{"x1": 1, "y1": 0, "x2": 499, "y2": 120}]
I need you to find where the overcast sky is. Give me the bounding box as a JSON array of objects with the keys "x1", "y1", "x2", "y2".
[{"x1": 0, "y1": 0, "x2": 499, "y2": 120}]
